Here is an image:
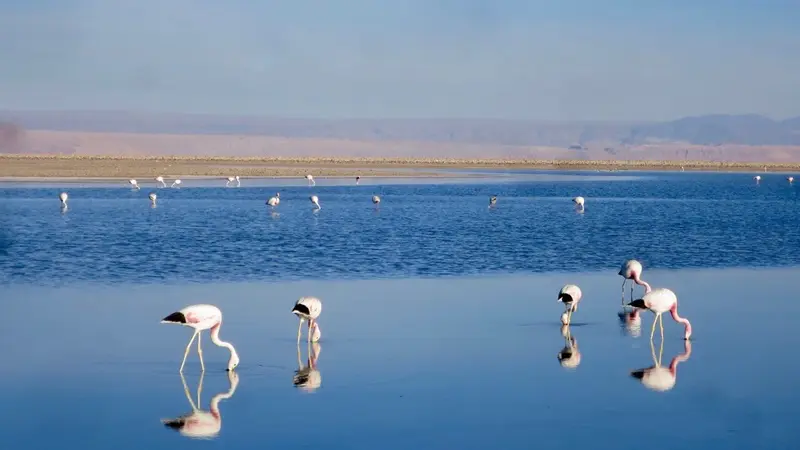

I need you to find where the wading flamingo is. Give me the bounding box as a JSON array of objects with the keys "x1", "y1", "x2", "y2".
[
  {"x1": 161, "y1": 304, "x2": 240, "y2": 372},
  {"x1": 162, "y1": 370, "x2": 239, "y2": 439},
  {"x1": 372, "y1": 195, "x2": 381, "y2": 206},
  {"x1": 788, "y1": 176, "x2": 794, "y2": 184},
  {"x1": 130, "y1": 179, "x2": 140, "y2": 190},
  {"x1": 171, "y1": 179, "x2": 182, "y2": 188},
  {"x1": 59, "y1": 192, "x2": 68, "y2": 206},
  {"x1": 306, "y1": 174, "x2": 315, "y2": 186},
  {"x1": 149, "y1": 192, "x2": 157, "y2": 206},
  {"x1": 754, "y1": 175, "x2": 761, "y2": 183},
  {"x1": 619, "y1": 259, "x2": 651, "y2": 304},
  {"x1": 630, "y1": 338, "x2": 692, "y2": 392},
  {"x1": 489, "y1": 196, "x2": 497, "y2": 207},
  {"x1": 572, "y1": 196, "x2": 585, "y2": 210},
  {"x1": 292, "y1": 297, "x2": 322, "y2": 343},
  {"x1": 356, "y1": 176, "x2": 360, "y2": 185},
  {"x1": 266, "y1": 192, "x2": 280, "y2": 207},
  {"x1": 156, "y1": 176, "x2": 167, "y2": 188},
  {"x1": 628, "y1": 288, "x2": 692, "y2": 340},
  {"x1": 310, "y1": 195, "x2": 320, "y2": 209},
  {"x1": 558, "y1": 284, "x2": 582, "y2": 325}
]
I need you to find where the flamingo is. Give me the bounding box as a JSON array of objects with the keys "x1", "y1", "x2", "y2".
[
  {"x1": 618, "y1": 259, "x2": 651, "y2": 304},
  {"x1": 266, "y1": 192, "x2": 280, "y2": 207},
  {"x1": 630, "y1": 339, "x2": 692, "y2": 392},
  {"x1": 149, "y1": 192, "x2": 157, "y2": 206},
  {"x1": 557, "y1": 284, "x2": 582, "y2": 325},
  {"x1": 310, "y1": 195, "x2": 320, "y2": 209},
  {"x1": 294, "y1": 341, "x2": 322, "y2": 392},
  {"x1": 129, "y1": 179, "x2": 140, "y2": 190},
  {"x1": 226, "y1": 177, "x2": 235, "y2": 187},
  {"x1": 356, "y1": 176, "x2": 360, "y2": 185},
  {"x1": 59, "y1": 192, "x2": 68, "y2": 206},
  {"x1": 788, "y1": 176, "x2": 794, "y2": 184},
  {"x1": 171, "y1": 179, "x2": 182, "y2": 188},
  {"x1": 572, "y1": 196, "x2": 585, "y2": 210},
  {"x1": 754, "y1": 175, "x2": 761, "y2": 183},
  {"x1": 489, "y1": 196, "x2": 497, "y2": 207},
  {"x1": 306, "y1": 174, "x2": 315, "y2": 186},
  {"x1": 156, "y1": 176, "x2": 167, "y2": 188},
  {"x1": 557, "y1": 325, "x2": 581, "y2": 369},
  {"x1": 372, "y1": 195, "x2": 381, "y2": 206},
  {"x1": 162, "y1": 370, "x2": 239, "y2": 439},
  {"x1": 161, "y1": 304, "x2": 240, "y2": 372},
  {"x1": 291, "y1": 296, "x2": 322, "y2": 343},
  {"x1": 628, "y1": 288, "x2": 692, "y2": 340}
]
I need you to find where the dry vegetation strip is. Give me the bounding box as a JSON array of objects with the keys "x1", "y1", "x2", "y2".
[{"x1": 1, "y1": 154, "x2": 799, "y2": 178}]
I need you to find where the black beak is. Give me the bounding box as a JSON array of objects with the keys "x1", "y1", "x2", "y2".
[
  {"x1": 630, "y1": 370, "x2": 645, "y2": 380},
  {"x1": 558, "y1": 293, "x2": 573, "y2": 303}
]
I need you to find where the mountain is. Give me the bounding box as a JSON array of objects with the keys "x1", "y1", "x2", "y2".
[{"x1": 625, "y1": 114, "x2": 800, "y2": 146}]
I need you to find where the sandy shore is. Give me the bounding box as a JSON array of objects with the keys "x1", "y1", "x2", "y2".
[{"x1": 1, "y1": 154, "x2": 799, "y2": 178}]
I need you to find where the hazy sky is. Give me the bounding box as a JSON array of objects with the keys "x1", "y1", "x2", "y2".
[{"x1": 1, "y1": 0, "x2": 798, "y2": 120}]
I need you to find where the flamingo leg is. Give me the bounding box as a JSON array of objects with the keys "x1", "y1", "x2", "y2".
[
  {"x1": 307, "y1": 319, "x2": 312, "y2": 343},
  {"x1": 650, "y1": 314, "x2": 659, "y2": 340},
  {"x1": 567, "y1": 308, "x2": 573, "y2": 325},
  {"x1": 180, "y1": 371, "x2": 198, "y2": 411},
  {"x1": 659, "y1": 314, "x2": 665, "y2": 340},
  {"x1": 621, "y1": 279, "x2": 626, "y2": 304},
  {"x1": 197, "y1": 370, "x2": 204, "y2": 406},
  {"x1": 197, "y1": 331, "x2": 205, "y2": 372},
  {"x1": 180, "y1": 330, "x2": 199, "y2": 373},
  {"x1": 297, "y1": 319, "x2": 304, "y2": 344}
]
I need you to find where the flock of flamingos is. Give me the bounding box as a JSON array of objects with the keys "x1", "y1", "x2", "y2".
[{"x1": 49, "y1": 171, "x2": 797, "y2": 438}]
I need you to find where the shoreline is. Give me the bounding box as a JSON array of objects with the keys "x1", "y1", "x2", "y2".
[{"x1": 1, "y1": 154, "x2": 798, "y2": 178}]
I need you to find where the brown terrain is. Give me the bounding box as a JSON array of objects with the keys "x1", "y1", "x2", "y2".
[{"x1": 2, "y1": 111, "x2": 800, "y2": 177}]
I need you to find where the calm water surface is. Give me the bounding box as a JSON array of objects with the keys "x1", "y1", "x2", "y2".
[{"x1": 1, "y1": 171, "x2": 799, "y2": 449}]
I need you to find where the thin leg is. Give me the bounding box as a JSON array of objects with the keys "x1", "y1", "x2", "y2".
[
  {"x1": 297, "y1": 319, "x2": 303, "y2": 344},
  {"x1": 659, "y1": 314, "x2": 665, "y2": 341},
  {"x1": 621, "y1": 279, "x2": 626, "y2": 304},
  {"x1": 650, "y1": 314, "x2": 659, "y2": 340},
  {"x1": 567, "y1": 309, "x2": 573, "y2": 325},
  {"x1": 197, "y1": 331, "x2": 205, "y2": 372},
  {"x1": 180, "y1": 330, "x2": 199, "y2": 373},
  {"x1": 307, "y1": 319, "x2": 312, "y2": 343},
  {"x1": 180, "y1": 371, "x2": 198, "y2": 411}
]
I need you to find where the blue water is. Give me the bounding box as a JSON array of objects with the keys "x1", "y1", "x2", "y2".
[
  {"x1": 1, "y1": 171, "x2": 799, "y2": 449},
  {"x1": 1, "y1": 171, "x2": 798, "y2": 286}
]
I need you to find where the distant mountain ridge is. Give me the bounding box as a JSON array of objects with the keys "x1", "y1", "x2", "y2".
[{"x1": 1, "y1": 110, "x2": 798, "y2": 147}]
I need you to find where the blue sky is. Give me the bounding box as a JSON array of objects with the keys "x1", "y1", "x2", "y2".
[{"x1": 0, "y1": 0, "x2": 798, "y2": 120}]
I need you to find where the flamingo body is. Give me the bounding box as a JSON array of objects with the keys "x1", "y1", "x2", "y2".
[
  {"x1": 489, "y1": 196, "x2": 497, "y2": 206},
  {"x1": 754, "y1": 175, "x2": 761, "y2": 182},
  {"x1": 292, "y1": 297, "x2": 322, "y2": 343},
  {"x1": 310, "y1": 195, "x2": 320, "y2": 209},
  {"x1": 129, "y1": 179, "x2": 140, "y2": 189},
  {"x1": 558, "y1": 284, "x2": 582, "y2": 325},
  {"x1": 171, "y1": 179, "x2": 182, "y2": 188},
  {"x1": 372, "y1": 195, "x2": 381, "y2": 204},
  {"x1": 788, "y1": 176, "x2": 794, "y2": 184},
  {"x1": 619, "y1": 259, "x2": 651, "y2": 303},
  {"x1": 266, "y1": 192, "x2": 280, "y2": 206},
  {"x1": 306, "y1": 174, "x2": 315, "y2": 186},
  {"x1": 149, "y1": 192, "x2": 157, "y2": 204},
  {"x1": 572, "y1": 196, "x2": 585, "y2": 209},
  {"x1": 59, "y1": 192, "x2": 68, "y2": 204},
  {"x1": 628, "y1": 288, "x2": 692, "y2": 340},
  {"x1": 156, "y1": 176, "x2": 166, "y2": 187},
  {"x1": 161, "y1": 304, "x2": 239, "y2": 371}
]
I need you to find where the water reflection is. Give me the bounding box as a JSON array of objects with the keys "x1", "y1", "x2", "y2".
[
  {"x1": 557, "y1": 325, "x2": 581, "y2": 370},
  {"x1": 618, "y1": 308, "x2": 642, "y2": 338},
  {"x1": 630, "y1": 339, "x2": 692, "y2": 392},
  {"x1": 161, "y1": 371, "x2": 239, "y2": 439},
  {"x1": 60, "y1": 204, "x2": 68, "y2": 215},
  {"x1": 293, "y1": 341, "x2": 322, "y2": 392}
]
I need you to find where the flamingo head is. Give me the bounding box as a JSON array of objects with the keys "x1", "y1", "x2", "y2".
[
  {"x1": 227, "y1": 351, "x2": 240, "y2": 371},
  {"x1": 628, "y1": 298, "x2": 647, "y2": 309}
]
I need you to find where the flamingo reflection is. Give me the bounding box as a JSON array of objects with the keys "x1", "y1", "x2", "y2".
[
  {"x1": 293, "y1": 340, "x2": 322, "y2": 393},
  {"x1": 161, "y1": 370, "x2": 239, "y2": 439},
  {"x1": 630, "y1": 338, "x2": 692, "y2": 392},
  {"x1": 557, "y1": 325, "x2": 581, "y2": 370},
  {"x1": 618, "y1": 308, "x2": 642, "y2": 338}
]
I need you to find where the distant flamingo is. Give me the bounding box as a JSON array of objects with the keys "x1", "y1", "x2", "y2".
[
  {"x1": 162, "y1": 370, "x2": 239, "y2": 439},
  {"x1": 266, "y1": 192, "x2": 280, "y2": 207},
  {"x1": 310, "y1": 195, "x2": 320, "y2": 209},
  {"x1": 226, "y1": 177, "x2": 235, "y2": 187},
  {"x1": 788, "y1": 176, "x2": 794, "y2": 184},
  {"x1": 149, "y1": 192, "x2": 157, "y2": 206},
  {"x1": 156, "y1": 176, "x2": 167, "y2": 188},
  {"x1": 557, "y1": 284, "x2": 582, "y2": 325},
  {"x1": 557, "y1": 325, "x2": 581, "y2": 369},
  {"x1": 628, "y1": 288, "x2": 692, "y2": 340},
  {"x1": 372, "y1": 195, "x2": 381, "y2": 206},
  {"x1": 171, "y1": 179, "x2": 182, "y2": 188},
  {"x1": 754, "y1": 175, "x2": 761, "y2": 183},
  {"x1": 618, "y1": 259, "x2": 651, "y2": 304},
  {"x1": 572, "y1": 196, "x2": 585, "y2": 210},
  {"x1": 226, "y1": 176, "x2": 241, "y2": 187},
  {"x1": 630, "y1": 338, "x2": 692, "y2": 392},
  {"x1": 59, "y1": 192, "x2": 68, "y2": 206},
  {"x1": 161, "y1": 304, "x2": 240, "y2": 372},
  {"x1": 294, "y1": 341, "x2": 322, "y2": 392},
  {"x1": 356, "y1": 176, "x2": 360, "y2": 185},
  {"x1": 489, "y1": 196, "x2": 497, "y2": 207},
  {"x1": 129, "y1": 179, "x2": 140, "y2": 190},
  {"x1": 291, "y1": 297, "x2": 322, "y2": 343},
  {"x1": 306, "y1": 174, "x2": 315, "y2": 186}
]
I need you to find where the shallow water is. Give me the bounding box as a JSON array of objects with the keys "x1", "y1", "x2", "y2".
[
  {"x1": 1, "y1": 171, "x2": 799, "y2": 449},
  {"x1": 0, "y1": 171, "x2": 798, "y2": 286},
  {"x1": 0, "y1": 269, "x2": 798, "y2": 449}
]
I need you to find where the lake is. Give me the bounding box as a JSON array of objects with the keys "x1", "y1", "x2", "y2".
[{"x1": 0, "y1": 170, "x2": 798, "y2": 449}]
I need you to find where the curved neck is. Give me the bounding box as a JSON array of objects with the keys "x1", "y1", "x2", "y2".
[
  {"x1": 210, "y1": 323, "x2": 237, "y2": 359},
  {"x1": 632, "y1": 272, "x2": 651, "y2": 293},
  {"x1": 670, "y1": 303, "x2": 692, "y2": 337}
]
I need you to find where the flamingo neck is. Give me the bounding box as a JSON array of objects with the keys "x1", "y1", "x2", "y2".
[
  {"x1": 632, "y1": 272, "x2": 651, "y2": 294},
  {"x1": 210, "y1": 323, "x2": 238, "y2": 359},
  {"x1": 670, "y1": 303, "x2": 692, "y2": 339},
  {"x1": 669, "y1": 341, "x2": 692, "y2": 374}
]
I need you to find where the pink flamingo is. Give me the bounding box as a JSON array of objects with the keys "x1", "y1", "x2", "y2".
[
  {"x1": 618, "y1": 259, "x2": 650, "y2": 304},
  {"x1": 628, "y1": 288, "x2": 693, "y2": 340},
  {"x1": 161, "y1": 304, "x2": 240, "y2": 372}
]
